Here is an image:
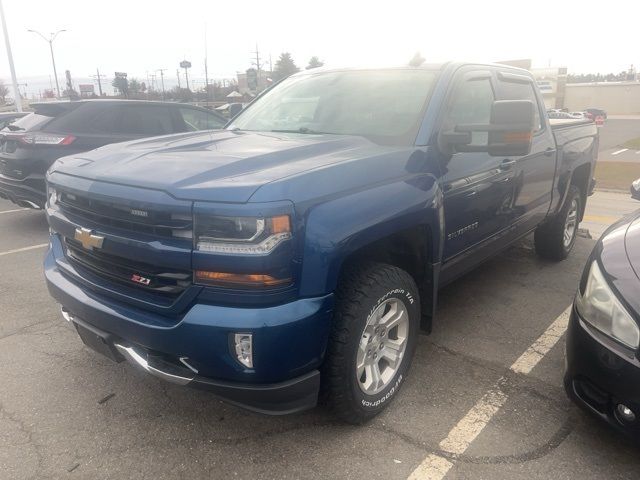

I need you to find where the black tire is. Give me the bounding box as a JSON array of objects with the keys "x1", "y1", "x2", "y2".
[
  {"x1": 534, "y1": 185, "x2": 582, "y2": 261},
  {"x1": 322, "y1": 262, "x2": 420, "y2": 424}
]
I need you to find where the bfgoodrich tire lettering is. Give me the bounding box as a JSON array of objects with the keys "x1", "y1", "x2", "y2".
[{"x1": 322, "y1": 262, "x2": 420, "y2": 424}]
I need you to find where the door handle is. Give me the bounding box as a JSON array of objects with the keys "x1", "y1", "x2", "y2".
[
  {"x1": 544, "y1": 148, "x2": 557, "y2": 157},
  {"x1": 499, "y1": 159, "x2": 516, "y2": 170}
]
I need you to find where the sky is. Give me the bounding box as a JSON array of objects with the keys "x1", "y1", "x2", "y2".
[{"x1": 1, "y1": 0, "x2": 639, "y2": 96}]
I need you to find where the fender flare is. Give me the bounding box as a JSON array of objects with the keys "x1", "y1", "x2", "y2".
[{"x1": 298, "y1": 175, "x2": 444, "y2": 326}]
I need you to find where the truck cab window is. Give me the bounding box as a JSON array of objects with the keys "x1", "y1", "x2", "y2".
[
  {"x1": 115, "y1": 106, "x2": 174, "y2": 136},
  {"x1": 445, "y1": 77, "x2": 494, "y2": 146}
]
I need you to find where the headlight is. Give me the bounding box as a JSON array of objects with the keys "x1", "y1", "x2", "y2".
[
  {"x1": 575, "y1": 261, "x2": 640, "y2": 349},
  {"x1": 47, "y1": 185, "x2": 58, "y2": 207},
  {"x1": 195, "y1": 214, "x2": 291, "y2": 255}
]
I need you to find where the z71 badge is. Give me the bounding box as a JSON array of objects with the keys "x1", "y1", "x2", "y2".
[{"x1": 131, "y1": 274, "x2": 152, "y2": 286}]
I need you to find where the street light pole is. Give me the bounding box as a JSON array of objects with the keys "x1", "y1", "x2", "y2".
[
  {"x1": 0, "y1": 0, "x2": 22, "y2": 112},
  {"x1": 28, "y1": 28, "x2": 66, "y2": 98}
]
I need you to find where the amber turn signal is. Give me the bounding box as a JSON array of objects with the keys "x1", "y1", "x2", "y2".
[
  {"x1": 194, "y1": 270, "x2": 290, "y2": 288},
  {"x1": 269, "y1": 215, "x2": 291, "y2": 234}
]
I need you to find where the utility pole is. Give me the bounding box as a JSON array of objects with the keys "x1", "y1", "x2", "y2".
[
  {"x1": 251, "y1": 44, "x2": 262, "y2": 90},
  {"x1": 27, "y1": 28, "x2": 66, "y2": 98},
  {"x1": 90, "y1": 68, "x2": 105, "y2": 96},
  {"x1": 156, "y1": 69, "x2": 166, "y2": 100},
  {"x1": 0, "y1": 0, "x2": 22, "y2": 111},
  {"x1": 204, "y1": 25, "x2": 210, "y2": 102}
]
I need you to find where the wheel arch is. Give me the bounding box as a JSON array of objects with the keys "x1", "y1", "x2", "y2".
[{"x1": 299, "y1": 177, "x2": 443, "y2": 332}]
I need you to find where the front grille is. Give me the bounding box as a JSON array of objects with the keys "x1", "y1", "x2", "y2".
[
  {"x1": 57, "y1": 190, "x2": 192, "y2": 239},
  {"x1": 64, "y1": 238, "x2": 192, "y2": 298}
]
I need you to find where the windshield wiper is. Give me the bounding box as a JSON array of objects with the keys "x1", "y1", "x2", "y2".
[
  {"x1": 270, "y1": 127, "x2": 326, "y2": 134},
  {"x1": 6, "y1": 125, "x2": 24, "y2": 131}
]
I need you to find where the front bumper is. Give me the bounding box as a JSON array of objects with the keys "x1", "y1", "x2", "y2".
[
  {"x1": 45, "y1": 244, "x2": 334, "y2": 415},
  {"x1": 0, "y1": 172, "x2": 46, "y2": 208},
  {"x1": 564, "y1": 305, "x2": 640, "y2": 436}
]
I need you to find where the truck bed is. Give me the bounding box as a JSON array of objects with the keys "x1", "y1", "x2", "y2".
[
  {"x1": 550, "y1": 119, "x2": 598, "y2": 150},
  {"x1": 549, "y1": 118, "x2": 594, "y2": 130}
]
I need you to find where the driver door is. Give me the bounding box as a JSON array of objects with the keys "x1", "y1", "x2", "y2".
[{"x1": 438, "y1": 69, "x2": 518, "y2": 271}]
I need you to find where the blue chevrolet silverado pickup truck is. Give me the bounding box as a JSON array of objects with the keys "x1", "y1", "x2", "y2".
[{"x1": 44, "y1": 63, "x2": 598, "y2": 423}]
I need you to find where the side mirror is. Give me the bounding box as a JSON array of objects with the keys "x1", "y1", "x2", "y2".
[
  {"x1": 439, "y1": 100, "x2": 535, "y2": 157},
  {"x1": 228, "y1": 103, "x2": 244, "y2": 117},
  {"x1": 631, "y1": 178, "x2": 640, "y2": 200}
]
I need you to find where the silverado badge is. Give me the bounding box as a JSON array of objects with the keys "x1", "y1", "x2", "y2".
[{"x1": 74, "y1": 227, "x2": 105, "y2": 251}]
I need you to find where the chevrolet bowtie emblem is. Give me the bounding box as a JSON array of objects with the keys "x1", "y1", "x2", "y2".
[{"x1": 74, "y1": 227, "x2": 104, "y2": 250}]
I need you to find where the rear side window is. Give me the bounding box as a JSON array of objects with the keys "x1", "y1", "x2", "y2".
[
  {"x1": 44, "y1": 103, "x2": 120, "y2": 134},
  {"x1": 497, "y1": 79, "x2": 543, "y2": 132},
  {"x1": 115, "y1": 105, "x2": 174, "y2": 136},
  {"x1": 114, "y1": 105, "x2": 174, "y2": 136},
  {"x1": 178, "y1": 107, "x2": 226, "y2": 131}
]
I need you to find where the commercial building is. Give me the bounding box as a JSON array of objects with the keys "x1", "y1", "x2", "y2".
[
  {"x1": 564, "y1": 82, "x2": 640, "y2": 114},
  {"x1": 500, "y1": 59, "x2": 640, "y2": 114}
]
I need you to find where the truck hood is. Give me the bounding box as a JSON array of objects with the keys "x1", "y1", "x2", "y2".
[{"x1": 49, "y1": 130, "x2": 390, "y2": 203}]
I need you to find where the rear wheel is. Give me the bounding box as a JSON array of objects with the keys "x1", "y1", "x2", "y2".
[
  {"x1": 534, "y1": 185, "x2": 581, "y2": 261},
  {"x1": 322, "y1": 262, "x2": 420, "y2": 424}
]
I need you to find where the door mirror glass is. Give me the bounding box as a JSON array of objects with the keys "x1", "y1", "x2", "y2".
[
  {"x1": 487, "y1": 100, "x2": 535, "y2": 156},
  {"x1": 631, "y1": 178, "x2": 640, "y2": 200},
  {"x1": 440, "y1": 99, "x2": 535, "y2": 157}
]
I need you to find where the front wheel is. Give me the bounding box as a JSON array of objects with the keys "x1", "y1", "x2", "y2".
[
  {"x1": 534, "y1": 185, "x2": 582, "y2": 261},
  {"x1": 322, "y1": 262, "x2": 420, "y2": 424}
]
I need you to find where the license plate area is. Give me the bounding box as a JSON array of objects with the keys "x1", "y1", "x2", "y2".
[{"x1": 73, "y1": 319, "x2": 124, "y2": 363}]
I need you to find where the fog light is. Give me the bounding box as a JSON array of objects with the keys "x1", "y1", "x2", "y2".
[
  {"x1": 616, "y1": 404, "x2": 636, "y2": 423},
  {"x1": 234, "y1": 333, "x2": 253, "y2": 368}
]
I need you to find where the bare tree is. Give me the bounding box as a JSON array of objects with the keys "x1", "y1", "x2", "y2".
[{"x1": 0, "y1": 80, "x2": 9, "y2": 104}]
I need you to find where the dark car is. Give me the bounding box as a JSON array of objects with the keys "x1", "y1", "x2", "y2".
[
  {"x1": 0, "y1": 111, "x2": 28, "y2": 129},
  {"x1": 584, "y1": 108, "x2": 607, "y2": 120},
  {"x1": 565, "y1": 183, "x2": 640, "y2": 436},
  {"x1": 0, "y1": 100, "x2": 227, "y2": 209}
]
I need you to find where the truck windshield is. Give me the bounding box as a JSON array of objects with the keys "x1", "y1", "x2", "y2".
[{"x1": 230, "y1": 69, "x2": 438, "y2": 145}]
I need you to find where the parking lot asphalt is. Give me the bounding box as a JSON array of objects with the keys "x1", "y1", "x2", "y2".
[{"x1": 1, "y1": 192, "x2": 640, "y2": 480}]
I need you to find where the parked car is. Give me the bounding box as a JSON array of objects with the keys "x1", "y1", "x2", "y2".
[
  {"x1": 585, "y1": 108, "x2": 607, "y2": 120},
  {"x1": 0, "y1": 100, "x2": 227, "y2": 209},
  {"x1": 0, "y1": 111, "x2": 28, "y2": 129},
  {"x1": 564, "y1": 181, "x2": 640, "y2": 437},
  {"x1": 44, "y1": 63, "x2": 598, "y2": 423}
]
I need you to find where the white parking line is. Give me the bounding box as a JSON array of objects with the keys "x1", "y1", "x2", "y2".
[
  {"x1": 408, "y1": 305, "x2": 572, "y2": 480},
  {"x1": 611, "y1": 148, "x2": 628, "y2": 156},
  {"x1": 0, "y1": 208, "x2": 28, "y2": 215},
  {"x1": 0, "y1": 243, "x2": 48, "y2": 257}
]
